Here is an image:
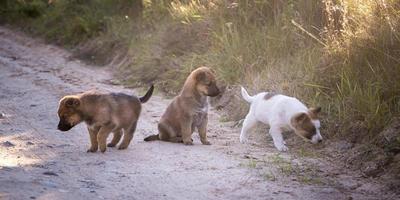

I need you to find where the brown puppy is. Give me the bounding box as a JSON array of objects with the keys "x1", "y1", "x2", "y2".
[
  {"x1": 144, "y1": 67, "x2": 220, "y2": 145},
  {"x1": 57, "y1": 85, "x2": 154, "y2": 153}
]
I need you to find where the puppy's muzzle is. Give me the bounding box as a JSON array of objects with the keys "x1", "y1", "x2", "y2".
[
  {"x1": 312, "y1": 138, "x2": 323, "y2": 144},
  {"x1": 57, "y1": 120, "x2": 73, "y2": 132},
  {"x1": 311, "y1": 134, "x2": 323, "y2": 144}
]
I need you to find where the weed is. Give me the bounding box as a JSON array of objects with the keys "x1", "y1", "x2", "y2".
[
  {"x1": 247, "y1": 158, "x2": 257, "y2": 168},
  {"x1": 262, "y1": 171, "x2": 277, "y2": 182}
]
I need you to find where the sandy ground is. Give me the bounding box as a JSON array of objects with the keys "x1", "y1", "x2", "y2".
[{"x1": 0, "y1": 26, "x2": 398, "y2": 200}]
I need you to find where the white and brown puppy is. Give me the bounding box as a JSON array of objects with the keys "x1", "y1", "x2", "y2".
[
  {"x1": 240, "y1": 87, "x2": 322, "y2": 151},
  {"x1": 144, "y1": 67, "x2": 220, "y2": 145},
  {"x1": 57, "y1": 85, "x2": 154, "y2": 153}
]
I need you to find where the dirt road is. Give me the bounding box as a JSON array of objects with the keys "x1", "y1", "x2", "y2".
[{"x1": 0, "y1": 27, "x2": 397, "y2": 200}]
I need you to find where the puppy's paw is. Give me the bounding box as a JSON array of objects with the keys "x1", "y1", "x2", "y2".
[
  {"x1": 201, "y1": 140, "x2": 211, "y2": 145},
  {"x1": 107, "y1": 143, "x2": 116, "y2": 147},
  {"x1": 87, "y1": 147, "x2": 98, "y2": 153},
  {"x1": 240, "y1": 136, "x2": 249, "y2": 144},
  {"x1": 118, "y1": 145, "x2": 128, "y2": 150},
  {"x1": 183, "y1": 141, "x2": 193, "y2": 145},
  {"x1": 275, "y1": 144, "x2": 289, "y2": 152},
  {"x1": 99, "y1": 146, "x2": 107, "y2": 153}
]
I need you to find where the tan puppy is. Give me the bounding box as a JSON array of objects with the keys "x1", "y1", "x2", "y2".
[
  {"x1": 144, "y1": 67, "x2": 220, "y2": 145},
  {"x1": 57, "y1": 85, "x2": 154, "y2": 153}
]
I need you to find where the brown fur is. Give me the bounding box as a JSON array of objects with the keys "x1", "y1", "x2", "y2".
[
  {"x1": 264, "y1": 92, "x2": 278, "y2": 100},
  {"x1": 308, "y1": 107, "x2": 321, "y2": 120},
  {"x1": 144, "y1": 67, "x2": 220, "y2": 145},
  {"x1": 57, "y1": 85, "x2": 154, "y2": 153},
  {"x1": 290, "y1": 107, "x2": 321, "y2": 140}
]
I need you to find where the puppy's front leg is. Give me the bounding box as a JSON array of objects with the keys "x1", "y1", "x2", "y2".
[
  {"x1": 269, "y1": 126, "x2": 288, "y2": 151},
  {"x1": 182, "y1": 118, "x2": 193, "y2": 145},
  {"x1": 87, "y1": 126, "x2": 100, "y2": 152},
  {"x1": 97, "y1": 125, "x2": 115, "y2": 153},
  {"x1": 198, "y1": 115, "x2": 211, "y2": 145}
]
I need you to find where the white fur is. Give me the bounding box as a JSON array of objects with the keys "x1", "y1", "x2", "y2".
[{"x1": 239, "y1": 87, "x2": 322, "y2": 151}]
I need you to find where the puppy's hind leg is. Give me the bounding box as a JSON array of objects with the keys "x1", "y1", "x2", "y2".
[
  {"x1": 118, "y1": 121, "x2": 137, "y2": 150},
  {"x1": 240, "y1": 113, "x2": 257, "y2": 144},
  {"x1": 97, "y1": 125, "x2": 115, "y2": 153},
  {"x1": 158, "y1": 122, "x2": 182, "y2": 143},
  {"x1": 269, "y1": 126, "x2": 288, "y2": 151},
  {"x1": 107, "y1": 129, "x2": 122, "y2": 147}
]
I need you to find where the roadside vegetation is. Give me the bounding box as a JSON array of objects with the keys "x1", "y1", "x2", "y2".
[{"x1": 1, "y1": 0, "x2": 399, "y2": 180}]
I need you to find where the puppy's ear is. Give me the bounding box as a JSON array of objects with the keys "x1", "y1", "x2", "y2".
[
  {"x1": 293, "y1": 112, "x2": 308, "y2": 124},
  {"x1": 196, "y1": 71, "x2": 207, "y2": 82},
  {"x1": 310, "y1": 107, "x2": 321, "y2": 113},
  {"x1": 209, "y1": 67, "x2": 217, "y2": 74},
  {"x1": 308, "y1": 107, "x2": 321, "y2": 119},
  {"x1": 65, "y1": 97, "x2": 80, "y2": 108}
]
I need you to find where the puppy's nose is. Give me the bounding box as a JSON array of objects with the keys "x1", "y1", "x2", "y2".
[{"x1": 317, "y1": 139, "x2": 323, "y2": 143}]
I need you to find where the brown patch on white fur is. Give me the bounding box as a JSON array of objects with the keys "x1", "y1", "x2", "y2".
[
  {"x1": 308, "y1": 107, "x2": 322, "y2": 120},
  {"x1": 263, "y1": 92, "x2": 278, "y2": 100},
  {"x1": 57, "y1": 85, "x2": 154, "y2": 153},
  {"x1": 290, "y1": 112, "x2": 316, "y2": 140},
  {"x1": 144, "y1": 66, "x2": 220, "y2": 145}
]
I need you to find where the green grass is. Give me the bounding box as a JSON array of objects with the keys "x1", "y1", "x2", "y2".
[
  {"x1": 262, "y1": 171, "x2": 277, "y2": 182},
  {"x1": 265, "y1": 153, "x2": 324, "y2": 184},
  {"x1": 270, "y1": 154, "x2": 294, "y2": 176},
  {"x1": 1, "y1": 0, "x2": 145, "y2": 46},
  {"x1": 247, "y1": 158, "x2": 257, "y2": 168},
  {"x1": 296, "y1": 146, "x2": 318, "y2": 158},
  {"x1": 239, "y1": 157, "x2": 257, "y2": 169}
]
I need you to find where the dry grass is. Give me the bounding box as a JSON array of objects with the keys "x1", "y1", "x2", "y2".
[
  {"x1": 198, "y1": 0, "x2": 400, "y2": 139},
  {"x1": 2, "y1": 0, "x2": 399, "y2": 139}
]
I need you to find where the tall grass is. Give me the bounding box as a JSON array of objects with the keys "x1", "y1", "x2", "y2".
[
  {"x1": 320, "y1": 0, "x2": 400, "y2": 134},
  {"x1": 1, "y1": 0, "x2": 144, "y2": 45},
  {"x1": 166, "y1": 0, "x2": 399, "y2": 137},
  {"x1": 1, "y1": 0, "x2": 399, "y2": 138}
]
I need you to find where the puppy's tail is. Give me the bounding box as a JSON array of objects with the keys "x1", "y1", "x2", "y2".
[
  {"x1": 139, "y1": 84, "x2": 154, "y2": 103},
  {"x1": 241, "y1": 86, "x2": 254, "y2": 103},
  {"x1": 144, "y1": 134, "x2": 159, "y2": 141}
]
